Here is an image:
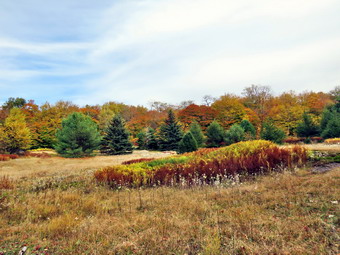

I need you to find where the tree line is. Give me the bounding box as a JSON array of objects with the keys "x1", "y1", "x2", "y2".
[{"x1": 0, "y1": 85, "x2": 339, "y2": 157}]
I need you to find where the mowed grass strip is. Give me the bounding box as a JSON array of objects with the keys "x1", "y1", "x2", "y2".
[{"x1": 0, "y1": 167, "x2": 339, "y2": 254}]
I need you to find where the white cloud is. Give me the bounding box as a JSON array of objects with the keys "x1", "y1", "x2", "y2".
[{"x1": 0, "y1": 0, "x2": 339, "y2": 105}]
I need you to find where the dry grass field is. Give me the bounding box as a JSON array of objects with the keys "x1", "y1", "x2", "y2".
[
  {"x1": 0, "y1": 145, "x2": 339, "y2": 254},
  {"x1": 0, "y1": 150, "x2": 174, "y2": 180}
]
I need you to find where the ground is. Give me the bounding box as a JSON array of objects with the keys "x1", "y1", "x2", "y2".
[
  {"x1": 0, "y1": 145, "x2": 339, "y2": 254},
  {"x1": 0, "y1": 150, "x2": 174, "y2": 180}
]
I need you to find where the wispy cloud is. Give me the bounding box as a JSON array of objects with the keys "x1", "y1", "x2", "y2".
[{"x1": 0, "y1": 0, "x2": 339, "y2": 106}]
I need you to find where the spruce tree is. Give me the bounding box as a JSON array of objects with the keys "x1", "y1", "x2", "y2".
[
  {"x1": 260, "y1": 122, "x2": 286, "y2": 144},
  {"x1": 320, "y1": 98, "x2": 340, "y2": 138},
  {"x1": 136, "y1": 131, "x2": 147, "y2": 150},
  {"x1": 55, "y1": 112, "x2": 101, "y2": 157},
  {"x1": 158, "y1": 110, "x2": 183, "y2": 151},
  {"x1": 225, "y1": 124, "x2": 245, "y2": 145},
  {"x1": 240, "y1": 119, "x2": 256, "y2": 140},
  {"x1": 189, "y1": 121, "x2": 205, "y2": 147},
  {"x1": 321, "y1": 113, "x2": 340, "y2": 138},
  {"x1": 178, "y1": 131, "x2": 198, "y2": 154},
  {"x1": 145, "y1": 128, "x2": 159, "y2": 150},
  {"x1": 206, "y1": 121, "x2": 225, "y2": 147},
  {"x1": 296, "y1": 112, "x2": 320, "y2": 138},
  {"x1": 101, "y1": 115, "x2": 133, "y2": 155}
]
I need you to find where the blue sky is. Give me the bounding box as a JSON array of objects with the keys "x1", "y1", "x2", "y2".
[{"x1": 0, "y1": 0, "x2": 339, "y2": 107}]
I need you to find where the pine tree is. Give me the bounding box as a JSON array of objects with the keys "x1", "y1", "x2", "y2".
[
  {"x1": 145, "y1": 128, "x2": 159, "y2": 150},
  {"x1": 225, "y1": 124, "x2": 245, "y2": 145},
  {"x1": 2, "y1": 108, "x2": 32, "y2": 153},
  {"x1": 178, "y1": 131, "x2": 198, "y2": 154},
  {"x1": 189, "y1": 121, "x2": 205, "y2": 147},
  {"x1": 55, "y1": 112, "x2": 101, "y2": 157},
  {"x1": 296, "y1": 112, "x2": 320, "y2": 138},
  {"x1": 158, "y1": 110, "x2": 183, "y2": 151},
  {"x1": 240, "y1": 119, "x2": 256, "y2": 140},
  {"x1": 206, "y1": 121, "x2": 225, "y2": 147},
  {"x1": 260, "y1": 122, "x2": 286, "y2": 144},
  {"x1": 101, "y1": 115, "x2": 133, "y2": 155}
]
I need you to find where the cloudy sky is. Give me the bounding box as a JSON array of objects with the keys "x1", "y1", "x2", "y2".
[{"x1": 0, "y1": 0, "x2": 339, "y2": 106}]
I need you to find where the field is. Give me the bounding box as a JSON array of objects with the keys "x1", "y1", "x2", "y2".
[{"x1": 0, "y1": 144, "x2": 339, "y2": 254}]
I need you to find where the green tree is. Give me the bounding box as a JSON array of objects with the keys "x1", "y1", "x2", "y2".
[
  {"x1": 136, "y1": 131, "x2": 147, "y2": 150},
  {"x1": 240, "y1": 119, "x2": 256, "y2": 140},
  {"x1": 101, "y1": 115, "x2": 133, "y2": 155},
  {"x1": 206, "y1": 121, "x2": 225, "y2": 147},
  {"x1": 320, "y1": 97, "x2": 340, "y2": 138},
  {"x1": 189, "y1": 122, "x2": 205, "y2": 147},
  {"x1": 178, "y1": 131, "x2": 198, "y2": 154},
  {"x1": 1, "y1": 108, "x2": 32, "y2": 153},
  {"x1": 296, "y1": 113, "x2": 320, "y2": 138},
  {"x1": 158, "y1": 110, "x2": 183, "y2": 151},
  {"x1": 2, "y1": 97, "x2": 26, "y2": 110},
  {"x1": 260, "y1": 122, "x2": 286, "y2": 144},
  {"x1": 225, "y1": 124, "x2": 245, "y2": 145},
  {"x1": 321, "y1": 113, "x2": 340, "y2": 138},
  {"x1": 145, "y1": 128, "x2": 159, "y2": 150},
  {"x1": 55, "y1": 112, "x2": 101, "y2": 157}
]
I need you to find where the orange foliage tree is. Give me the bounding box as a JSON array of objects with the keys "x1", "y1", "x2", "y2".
[{"x1": 177, "y1": 104, "x2": 217, "y2": 130}]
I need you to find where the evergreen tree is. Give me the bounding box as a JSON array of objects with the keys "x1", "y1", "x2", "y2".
[
  {"x1": 206, "y1": 121, "x2": 225, "y2": 147},
  {"x1": 225, "y1": 124, "x2": 245, "y2": 145},
  {"x1": 296, "y1": 112, "x2": 320, "y2": 138},
  {"x1": 178, "y1": 131, "x2": 198, "y2": 154},
  {"x1": 158, "y1": 110, "x2": 183, "y2": 151},
  {"x1": 240, "y1": 119, "x2": 256, "y2": 140},
  {"x1": 55, "y1": 112, "x2": 101, "y2": 157},
  {"x1": 101, "y1": 115, "x2": 133, "y2": 155},
  {"x1": 320, "y1": 98, "x2": 340, "y2": 138},
  {"x1": 1, "y1": 108, "x2": 32, "y2": 153},
  {"x1": 136, "y1": 131, "x2": 147, "y2": 150},
  {"x1": 260, "y1": 122, "x2": 286, "y2": 144},
  {"x1": 189, "y1": 121, "x2": 205, "y2": 147},
  {"x1": 321, "y1": 113, "x2": 340, "y2": 138},
  {"x1": 145, "y1": 128, "x2": 159, "y2": 150}
]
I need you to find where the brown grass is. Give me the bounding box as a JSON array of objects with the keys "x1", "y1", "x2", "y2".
[
  {"x1": 0, "y1": 150, "x2": 173, "y2": 180},
  {"x1": 284, "y1": 143, "x2": 340, "y2": 153},
  {"x1": 0, "y1": 161, "x2": 339, "y2": 254}
]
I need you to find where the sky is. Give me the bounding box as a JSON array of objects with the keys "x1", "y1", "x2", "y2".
[{"x1": 0, "y1": 0, "x2": 339, "y2": 107}]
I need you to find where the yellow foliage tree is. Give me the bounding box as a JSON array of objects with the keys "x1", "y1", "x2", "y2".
[
  {"x1": 212, "y1": 94, "x2": 246, "y2": 128},
  {"x1": 2, "y1": 108, "x2": 32, "y2": 153}
]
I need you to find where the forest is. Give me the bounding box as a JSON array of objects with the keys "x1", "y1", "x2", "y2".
[{"x1": 0, "y1": 84, "x2": 339, "y2": 157}]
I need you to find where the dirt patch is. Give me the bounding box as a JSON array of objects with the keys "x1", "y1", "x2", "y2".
[{"x1": 310, "y1": 163, "x2": 340, "y2": 173}]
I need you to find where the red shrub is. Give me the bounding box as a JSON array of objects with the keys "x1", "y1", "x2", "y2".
[
  {"x1": 122, "y1": 158, "x2": 155, "y2": 165},
  {"x1": 0, "y1": 154, "x2": 19, "y2": 161}
]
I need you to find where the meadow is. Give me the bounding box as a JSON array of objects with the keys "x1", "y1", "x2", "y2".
[{"x1": 0, "y1": 142, "x2": 339, "y2": 254}]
